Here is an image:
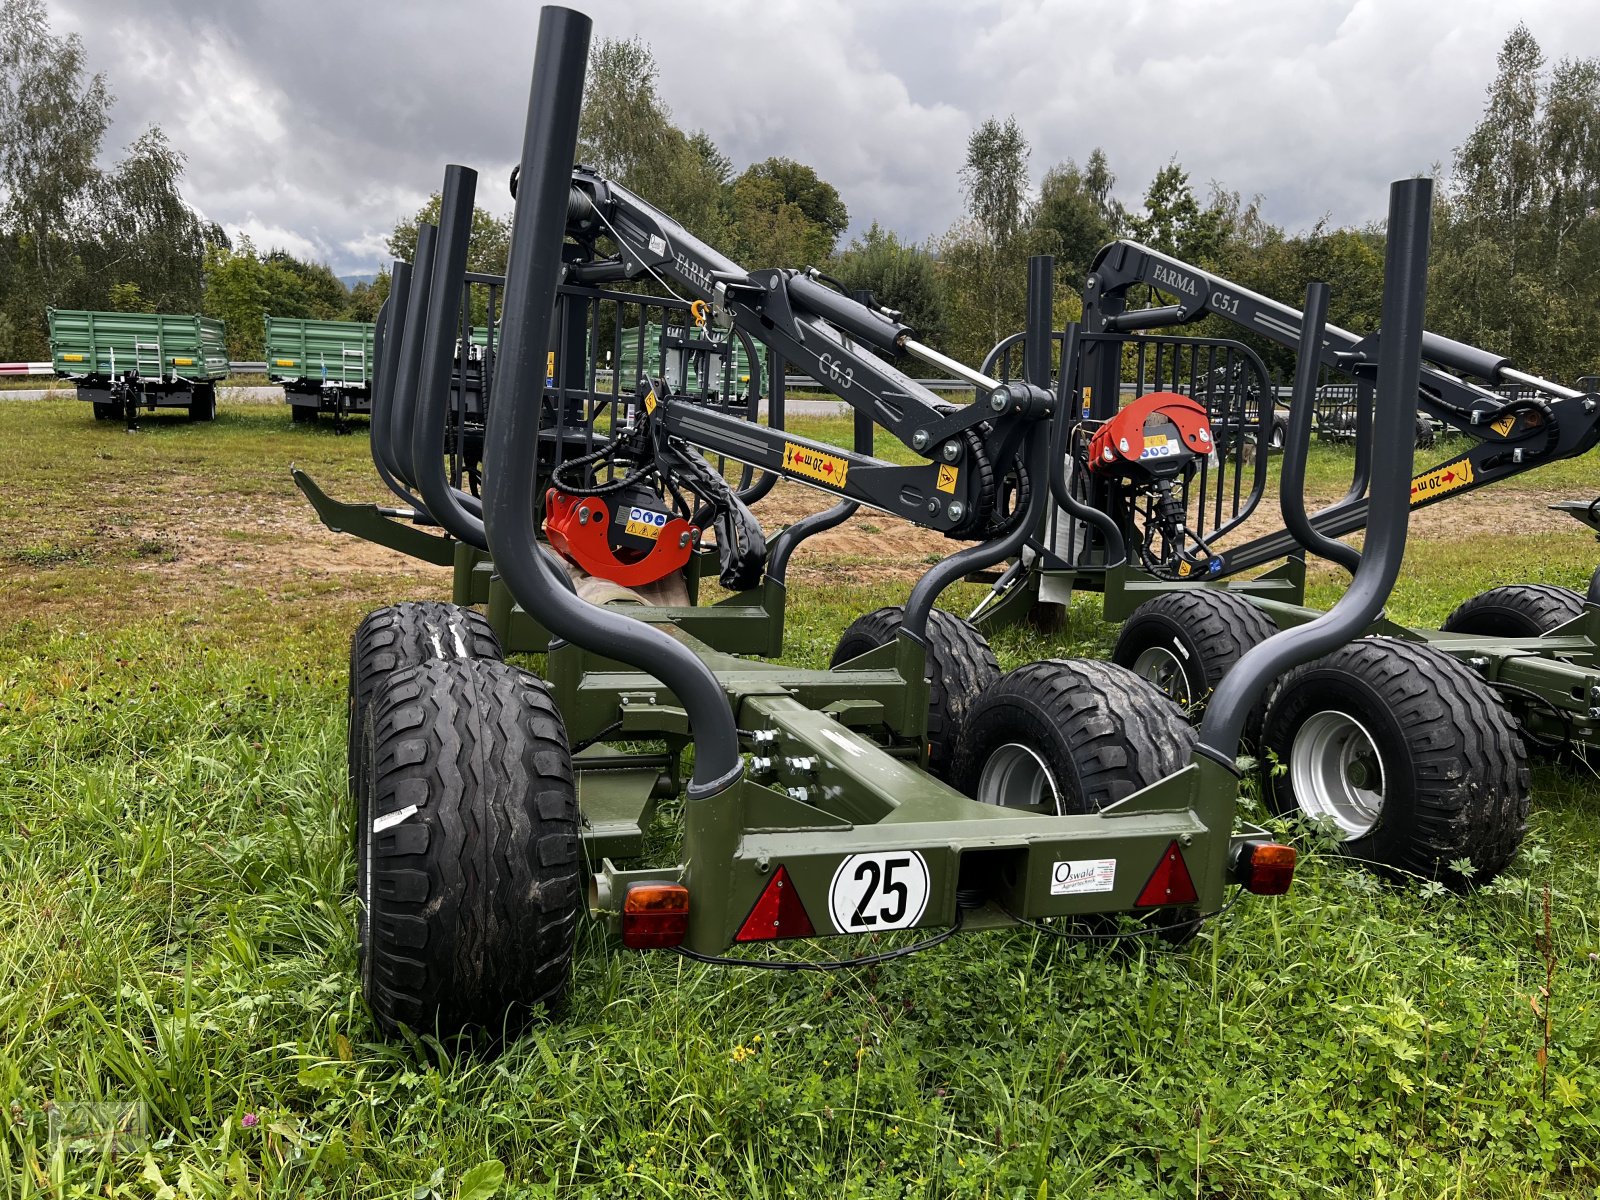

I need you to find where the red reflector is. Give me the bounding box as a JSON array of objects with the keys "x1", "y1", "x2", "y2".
[
  {"x1": 1242, "y1": 843, "x2": 1297, "y2": 896},
  {"x1": 735, "y1": 865, "x2": 815, "y2": 942},
  {"x1": 621, "y1": 882, "x2": 690, "y2": 949},
  {"x1": 1135, "y1": 841, "x2": 1200, "y2": 907}
]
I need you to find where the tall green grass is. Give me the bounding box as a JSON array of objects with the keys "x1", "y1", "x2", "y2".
[
  {"x1": 2, "y1": 600, "x2": 1598, "y2": 1197},
  {"x1": 1, "y1": 400, "x2": 1598, "y2": 1195}
]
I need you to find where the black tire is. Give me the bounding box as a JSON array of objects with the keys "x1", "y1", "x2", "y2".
[
  {"x1": 349, "y1": 602, "x2": 503, "y2": 803},
  {"x1": 1112, "y1": 590, "x2": 1277, "y2": 741},
  {"x1": 1414, "y1": 414, "x2": 1435, "y2": 449},
  {"x1": 1269, "y1": 416, "x2": 1288, "y2": 450},
  {"x1": 291, "y1": 404, "x2": 317, "y2": 424},
  {"x1": 188, "y1": 386, "x2": 216, "y2": 422},
  {"x1": 361, "y1": 657, "x2": 581, "y2": 1037},
  {"x1": 1440, "y1": 584, "x2": 1585, "y2": 638},
  {"x1": 1260, "y1": 637, "x2": 1529, "y2": 887},
  {"x1": 830, "y1": 606, "x2": 999, "y2": 779},
  {"x1": 348, "y1": 603, "x2": 503, "y2": 909},
  {"x1": 954, "y1": 660, "x2": 1200, "y2": 942},
  {"x1": 954, "y1": 658, "x2": 1195, "y2": 812}
]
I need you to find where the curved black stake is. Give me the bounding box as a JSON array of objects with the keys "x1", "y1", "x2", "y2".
[
  {"x1": 1048, "y1": 325, "x2": 1126, "y2": 568},
  {"x1": 766, "y1": 500, "x2": 858, "y2": 585},
  {"x1": 411, "y1": 164, "x2": 489, "y2": 550},
  {"x1": 368, "y1": 264, "x2": 428, "y2": 510},
  {"x1": 902, "y1": 430, "x2": 1052, "y2": 640},
  {"x1": 387, "y1": 224, "x2": 437, "y2": 492},
  {"x1": 1280, "y1": 280, "x2": 1361, "y2": 575},
  {"x1": 1198, "y1": 178, "x2": 1434, "y2": 765},
  {"x1": 482, "y1": 4, "x2": 743, "y2": 799}
]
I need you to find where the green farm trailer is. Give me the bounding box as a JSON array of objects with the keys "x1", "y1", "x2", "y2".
[
  {"x1": 48, "y1": 308, "x2": 228, "y2": 426},
  {"x1": 265, "y1": 316, "x2": 375, "y2": 424}
]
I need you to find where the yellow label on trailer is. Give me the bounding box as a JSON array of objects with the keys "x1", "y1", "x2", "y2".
[
  {"x1": 273, "y1": 358, "x2": 296, "y2": 367},
  {"x1": 62, "y1": 354, "x2": 83, "y2": 362},
  {"x1": 644, "y1": 387, "x2": 658, "y2": 414},
  {"x1": 546, "y1": 351, "x2": 556, "y2": 386},
  {"x1": 783, "y1": 442, "x2": 849, "y2": 489},
  {"x1": 935, "y1": 463, "x2": 959, "y2": 494},
  {"x1": 1081, "y1": 385, "x2": 1092, "y2": 418},
  {"x1": 1409, "y1": 457, "x2": 1475, "y2": 505},
  {"x1": 171, "y1": 357, "x2": 194, "y2": 366}
]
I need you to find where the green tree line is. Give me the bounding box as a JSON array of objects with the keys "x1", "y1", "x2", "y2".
[{"x1": 4, "y1": 8, "x2": 1596, "y2": 384}]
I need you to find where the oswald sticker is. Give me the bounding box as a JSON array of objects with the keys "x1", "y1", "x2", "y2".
[
  {"x1": 1050, "y1": 858, "x2": 1117, "y2": 896},
  {"x1": 935, "y1": 463, "x2": 960, "y2": 494},
  {"x1": 1409, "y1": 457, "x2": 1475, "y2": 505},
  {"x1": 783, "y1": 442, "x2": 850, "y2": 489}
]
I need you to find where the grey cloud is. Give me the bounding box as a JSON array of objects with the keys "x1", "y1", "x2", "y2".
[{"x1": 49, "y1": 0, "x2": 1600, "y2": 276}]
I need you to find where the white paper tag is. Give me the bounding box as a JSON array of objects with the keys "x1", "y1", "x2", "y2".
[
  {"x1": 373, "y1": 804, "x2": 419, "y2": 834},
  {"x1": 1050, "y1": 858, "x2": 1116, "y2": 895}
]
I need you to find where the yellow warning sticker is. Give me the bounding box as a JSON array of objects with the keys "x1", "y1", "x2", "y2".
[
  {"x1": 1177, "y1": 560, "x2": 1193, "y2": 577},
  {"x1": 623, "y1": 507, "x2": 667, "y2": 540},
  {"x1": 935, "y1": 463, "x2": 959, "y2": 494},
  {"x1": 783, "y1": 442, "x2": 849, "y2": 489},
  {"x1": 546, "y1": 351, "x2": 556, "y2": 386},
  {"x1": 644, "y1": 388, "x2": 658, "y2": 414},
  {"x1": 1489, "y1": 414, "x2": 1516, "y2": 436},
  {"x1": 1409, "y1": 457, "x2": 1475, "y2": 505},
  {"x1": 62, "y1": 353, "x2": 83, "y2": 362},
  {"x1": 1081, "y1": 385, "x2": 1093, "y2": 418}
]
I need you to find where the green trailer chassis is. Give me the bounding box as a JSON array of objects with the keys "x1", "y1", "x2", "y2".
[{"x1": 298, "y1": 465, "x2": 1263, "y2": 953}]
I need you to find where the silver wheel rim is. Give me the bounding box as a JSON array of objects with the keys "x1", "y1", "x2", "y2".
[
  {"x1": 977, "y1": 743, "x2": 1063, "y2": 815},
  {"x1": 1132, "y1": 645, "x2": 1194, "y2": 707},
  {"x1": 1290, "y1": 709, "x2": 1385, "y2": 838}
]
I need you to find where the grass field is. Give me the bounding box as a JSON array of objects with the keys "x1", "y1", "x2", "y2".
[{"x1": 1, "y1": 398, "x2": 1599, "y2": 1198}]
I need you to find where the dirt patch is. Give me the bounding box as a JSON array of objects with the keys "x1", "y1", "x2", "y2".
[{"x1": 134, "y1": 502, "x2": 435, "y2": 587}]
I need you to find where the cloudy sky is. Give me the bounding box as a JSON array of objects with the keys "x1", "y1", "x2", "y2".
[{"x1": 49, "y1": 0, "x2": 1598, "y2": 277}]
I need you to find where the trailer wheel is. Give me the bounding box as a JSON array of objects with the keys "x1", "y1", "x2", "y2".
[
  {"x1": 349, "y1": 602, "x2": 503, "y2": 797},
  {"x1": 1440, "y1": 584, "x2": 1586, "y2": 637},
  {"x1": 1260, "y1": 637, "x2": 1529, "y2": 887},
  {"x1": 188, "y1": 386, "x2": 217, "y2": 422},
  {"x1": 92, "y1": 401, "x2": 122, "y2": 421},
  {"x1": 361, "y1": 657, "x2": 580, "y2": 1037},
  {"x1": 955, "y1": 660, "x2": 1201, "y2": 943},
  {"x1": 1414, "y1": 414, "x2": 1435, "y2": 449},
  {"x1": 830, "y1": 606, "x2": 999, "y2": 778},
  {"x1": 954, "y1": 659, "x2": 1195, "y2": 814},
  {"x1": 348, "y1": 603, "x2": 503, "y2": 892},
  {"x1": 1268, "y1": 416, "x2": 1288, "y2": 450},
  {"x1": 1112, "y1": 590, "x2": 1276, "y2": 739}
]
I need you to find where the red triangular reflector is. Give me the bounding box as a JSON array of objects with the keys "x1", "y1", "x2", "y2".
[
  {"x1": 735, "y1": 865, "x2": 815, "y2": 942},
  {"x1": 1136, "y1": 840, "x2": 1200, "y2": 907}
]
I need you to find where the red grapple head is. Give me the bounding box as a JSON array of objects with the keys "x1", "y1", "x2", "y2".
[{"x1": 1085, "y1": 390, "x2": 1214, "y2": 482}]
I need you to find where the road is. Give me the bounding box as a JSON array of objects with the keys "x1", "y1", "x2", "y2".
[{"x1": 1, "y1": 385, "x2": 854, "y2": 417}]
